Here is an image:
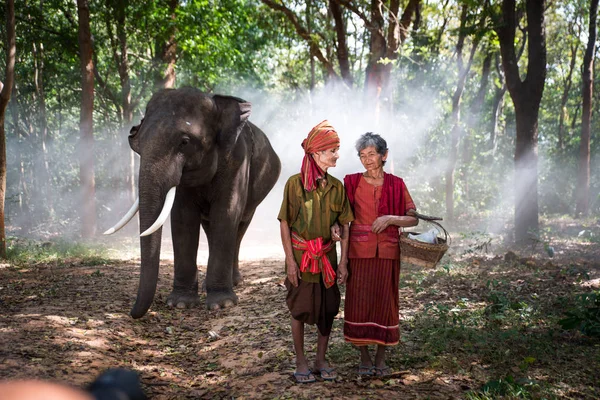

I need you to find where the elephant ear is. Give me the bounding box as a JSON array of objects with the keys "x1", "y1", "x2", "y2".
[
  {"x1": 213, "y1": 95, "x2": 251, "y2": 151},
  {"x1": 128, "y1": 118, "x2": 143, "y2": 154}
]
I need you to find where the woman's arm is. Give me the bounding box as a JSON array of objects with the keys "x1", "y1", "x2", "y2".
[
  {"x1": 371, "y1": 212, "x2": 418, "y2": 234},
  {"x1": 280, "y1": 220, "x2": 301, "y2": 287}
]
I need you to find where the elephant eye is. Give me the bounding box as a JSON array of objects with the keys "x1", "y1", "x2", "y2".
[{"x1": 180, "y1": 136, "x2": 190, "y2": 147}]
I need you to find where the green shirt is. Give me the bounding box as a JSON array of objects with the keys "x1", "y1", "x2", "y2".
[{"x1": 278, "y1": 173, "x2": 354, "y2": 283}]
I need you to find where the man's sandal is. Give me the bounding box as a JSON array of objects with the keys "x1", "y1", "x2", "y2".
[
  {"x1": 293, "y1": 371, "x2": 316, "y2": 383},
  {"x1": 358, "y1": 365, "x2": 375, "y2": 376},
  {"x1": 316, "y1": 367, "x2": 337, "y2": 381},
  {"x1": 374, "y1": 366, "x2": 392, "y2": 377}
]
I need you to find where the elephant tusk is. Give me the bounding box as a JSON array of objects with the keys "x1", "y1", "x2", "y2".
[
  {"x1": 140, "y1": 186, "x2": 177, "y2": 237},
  {"x1": 103, "y1": 198, "x2": 140, "y2": 235}
]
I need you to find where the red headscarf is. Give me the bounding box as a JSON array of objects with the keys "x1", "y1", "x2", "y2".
[{"x1": 300, "y1": 120, "x2": 340, "y2": 191}]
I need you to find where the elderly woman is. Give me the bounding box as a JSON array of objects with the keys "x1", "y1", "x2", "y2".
[
  {"x1": 341, "y1": 132, "x2": 418, "y2": 377},
  {"x1": 278, "y1": 120, "x2": 354, "y2": 383}
]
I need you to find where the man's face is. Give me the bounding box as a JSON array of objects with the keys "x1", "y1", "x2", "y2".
[{"x1": 313, "y1": 146, "x2": 340, "y2": 170}]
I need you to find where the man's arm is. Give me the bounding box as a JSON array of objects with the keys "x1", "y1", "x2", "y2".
[
  {"x1": 280, "y1": 220, "x2": 301, "y2": 287},
  {"x1": 337, "y1": 223, "x2": 350, "y2": 284}
]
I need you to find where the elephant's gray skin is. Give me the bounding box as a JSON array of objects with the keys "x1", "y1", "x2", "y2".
[{"x1": 127, "y1": 87, "x2": 281, "y2": 319}]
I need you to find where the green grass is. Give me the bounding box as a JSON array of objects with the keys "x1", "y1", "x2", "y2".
[
  {"x1": 5, "y1": 236, "x2": 114, "y2": 267},
  {"x1": 393, "y1": 256, "x2": 600, "y2": 398},
  {"x1": 465, "y1": 375, "x2": 549, "y2": 399}
]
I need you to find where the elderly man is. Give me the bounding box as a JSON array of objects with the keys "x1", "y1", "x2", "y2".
[{"x1": 278, "y1": 120, "x2": 354, "y2": 383}]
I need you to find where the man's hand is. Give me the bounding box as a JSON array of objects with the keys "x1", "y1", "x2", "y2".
[
  {"x1": 337, "y1": 259, "x2": 348, "y2": 285},
  {"x1": 286, "y1": 256, "x2": 301, "y2": 287},
  {"x1": 331, "y1": 222, "x2": 341, "y2": 241}
]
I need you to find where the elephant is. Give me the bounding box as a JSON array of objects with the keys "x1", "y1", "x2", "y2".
[{"x1": 104, "y1": 87, "x2": 281, "y2": 319}]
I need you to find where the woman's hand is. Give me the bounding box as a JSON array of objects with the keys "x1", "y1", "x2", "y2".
[
  {"x1": 372, "y1": 214, "x2": 418, "y2": 232},
  {"x1": 337, "y1": 259, "x2": 348, "y2": 285},
  {"x1": 331, "y1": 222, "x2": 341, "y2": 241},
  {"x1": 286, "y1": 256, "x2": 301, "y2": 287},
  {"x1": 371, "y1": 215, "x2": 395, "y2": 233}
]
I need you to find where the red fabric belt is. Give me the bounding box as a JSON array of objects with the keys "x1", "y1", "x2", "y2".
[{"x1": 291, "y1": 231, "x2": 336, "y2": 288}]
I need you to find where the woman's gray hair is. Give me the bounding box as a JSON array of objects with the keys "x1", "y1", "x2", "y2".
[{"x1": 356, "y1": 132, "x2": 388, "y2": 165}]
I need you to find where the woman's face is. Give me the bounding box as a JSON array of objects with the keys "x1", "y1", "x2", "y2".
[
  {"x1": 313, "y1": 146, "x2": 340, "y2": 170},
  {"x1": 359, "y1": 145, "x2": 387, "y2": 171}
]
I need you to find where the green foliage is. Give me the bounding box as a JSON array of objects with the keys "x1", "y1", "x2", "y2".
[
  {"x1": 466, "y1": 375, "x2": 542, "y2": 399},
  {"x1": 1, "y1": 0, "x2": 599, "y2": 241},
  {"x1": 559, "y1": 291, "x2": 600, "y2": 337},
  {"x1": 460, "y1": 231, "x2": 495, "y2": 255},
  {"x1": 5, "y1": 237, "x2": 113, "y2": 267}
]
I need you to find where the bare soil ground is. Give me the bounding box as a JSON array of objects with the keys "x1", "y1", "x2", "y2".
[{"x1": 1, "y1": 217, "x2": 599, "y2": 399}]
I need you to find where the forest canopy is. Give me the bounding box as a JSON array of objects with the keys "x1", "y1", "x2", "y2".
[{"x1": 0, "y1": 0, "x2": 598, "y2": 245}]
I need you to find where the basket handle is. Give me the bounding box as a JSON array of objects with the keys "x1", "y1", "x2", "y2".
[
  {"x1": 408, "y1": 210, "x2": 443, "y2": 221},
  {"x1": 407, "y1": 211, "x2": 451, "y2": 246}
]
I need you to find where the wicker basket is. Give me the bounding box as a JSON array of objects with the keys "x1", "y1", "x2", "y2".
[{"x1": 400, "y1": 219, "x2": 450, "y2": 268}]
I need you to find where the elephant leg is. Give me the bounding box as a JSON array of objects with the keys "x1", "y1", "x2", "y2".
[
  {"x1": 205, "y1": 212, "x2": 242, "y2": 311},
  {"x1": 167, "y1": 189, "x2": 201, "y2": 309},
  {"x1": 232, "y1": 211, "x2": 254, "y2": 286}
]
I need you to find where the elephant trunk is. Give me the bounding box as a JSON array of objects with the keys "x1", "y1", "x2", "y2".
[
  {"x1": 130, "y1": 167, "x2": 180, "y2": 319},
  {"x1": 130, "y1": 225, "x2": 162, "y2": 319}
]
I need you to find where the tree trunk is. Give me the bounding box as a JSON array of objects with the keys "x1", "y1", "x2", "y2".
[
  {"x1": 470, "y1": 51, "x2": 492, "y2": 127},
  {"x1": 113, "y1": 0, "x2": 136, "y2": 204},
  {"x1": 576, "y1": 0, "x2": 598, "y2": 215},
  {"x1": 262, "y1": 0, "x2": 339, "y2": 79},
  {"x1": 489, "y1": 85, "x2": 506, "y2": 154},
  {"x1": 0, "y1": 0, "x2": 16, "y2": 258},
  {"x1": 77, "y1": 0, "x2": 97, "y2": 238},
  {"x1": 364, "y1": 0, "x2": 386, "y2": 100},
  {"x1": 496, "y1": 0, "x2": 546, "y2": 243},
  {"x1": 445, "y1": 4, "x2": 479, "y2": 223},
  {"x1": 558, "y1": 40, "x2": 579, "y2": 152},
  {"x1": 307, "y1": 0, "x2": 315, "y2": 90},
  {"x1": 155, "y1": 0, "x2": 178, "y2": 90},
  {"x1": 380, "y1": 0, "x2": 419, "y2": 99},
  {"x1": 33, "y1": 38, "x2": 53, "y2": 221},
  {"x1": 330, "y1": 0, "x2": 352, "y2": 87}
]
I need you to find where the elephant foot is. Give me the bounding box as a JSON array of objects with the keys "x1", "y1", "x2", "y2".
[
  {"x1": 206, "y1": 290, "x2": 238, "y2": 311},
  {"x1": 202, "y1": 275, "x2": 243, "y2": 292},
  {"x1": 167, "y1": 292, "x2": 201, "y2": 310}
]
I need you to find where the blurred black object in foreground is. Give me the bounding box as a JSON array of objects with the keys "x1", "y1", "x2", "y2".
[{"x1": 87, "y1": 368, "x2": 147, "y2": 400}]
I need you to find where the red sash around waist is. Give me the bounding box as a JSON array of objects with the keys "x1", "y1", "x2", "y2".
[{"x1": 291, "y1": 231, "x2": 336, "y2": 288}]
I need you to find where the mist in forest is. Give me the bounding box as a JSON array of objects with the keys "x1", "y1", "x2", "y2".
[
  {"x1": 5, "y1": 78, "x2": 598, "y2": 261},
  {"x1": 230, "y1": 82, "x2": 449, "y2": 259}
]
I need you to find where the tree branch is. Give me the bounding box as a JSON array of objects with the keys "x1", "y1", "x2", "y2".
[
  {"x1": 261, "y1": 0, "x2": 339, "y2": 78},
  {"x1": 333, "y1": 0, "x2": 377, "y2": 32}
]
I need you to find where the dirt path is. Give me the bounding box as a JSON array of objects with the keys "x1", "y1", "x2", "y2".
[{"x1": 1, "y1": 226, "x2": 599, "y2": 399}]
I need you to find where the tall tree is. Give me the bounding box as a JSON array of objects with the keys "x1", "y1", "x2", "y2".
[
  {"x1": 445, "y1": 3, "x2": 480, "y2": 223},
  {"x1": 576, "y1": 0, "x2": 598, "y2": 216},
  {"x1": 557, "y1": 37, "x2": 580, "y2": 152},
  {"x1": 154, "y1": 0, "x2": 178, "y2": 89},
  {"x1": 261, "y1": 0, "x2": 341, "y2": 80},
  {"x1": 77, "y1": 0, "x2": 97, "y2": 238},
  {"x1": 330, "y1": 0, "x2": 353, "y2": 86},
  {"x1": 106, "y1": 0, "x2": 136, "y2": 203},
  {"x1": 0, "y1": 0, "x2": 16, "y2": 258},
  {"x1": 337, "y1": 0, "x2": 419, "y2": 100},
  {"x1": 489, "y1": 52, "x2": 507, "y2": 154},
  {"x1": 496, "y1": 0, "x2": 547, "y2": 243},
  {"x1": 32, "y1": 1, "x2": 53, "y2": 221}
]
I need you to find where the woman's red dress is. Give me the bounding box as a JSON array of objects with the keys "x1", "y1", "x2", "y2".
[{"x1": 343, "y1": 174, "x2": 415, "y2": 346}]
